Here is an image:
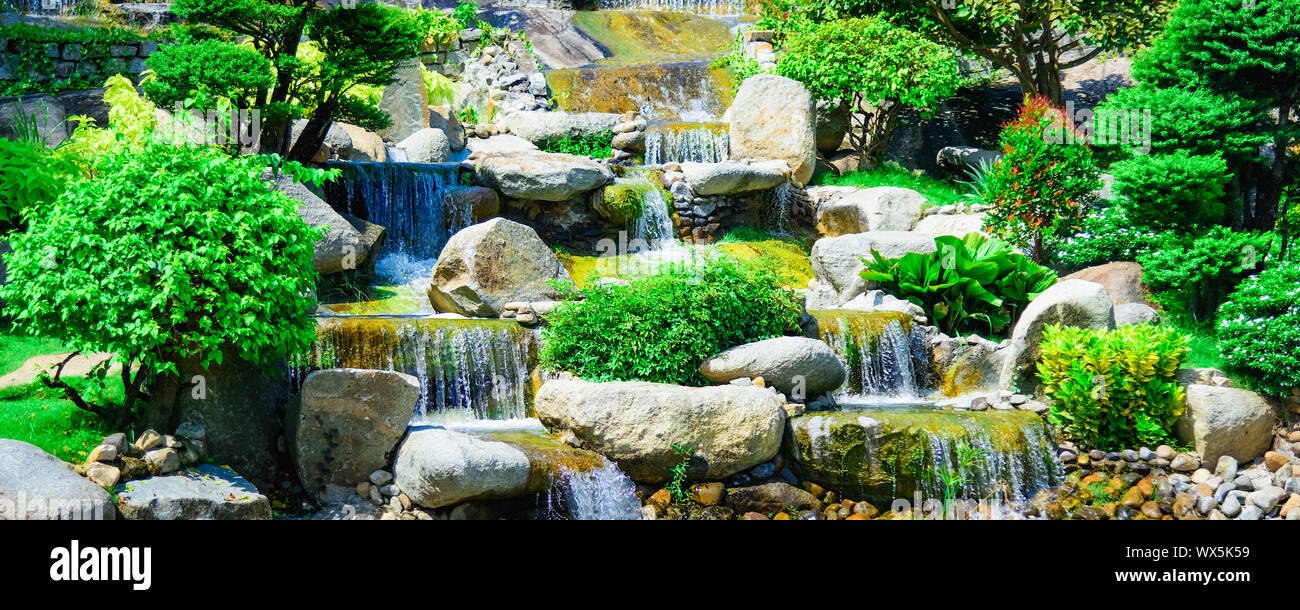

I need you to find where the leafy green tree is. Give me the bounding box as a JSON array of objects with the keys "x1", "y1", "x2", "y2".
[
  {"x1": 142, "y1": 36, "x2": 276, "y2": 111},
  {"x1": 776, "y1": 16, "x2": 961, "y2": 164},
  {"x1": 0, "y1": 141, "x2": 322, "y2": 429},
  {"x1": 169, "y1": 0, "x2": 424, "y2": 162},
  {"x1": 1128, "y1": 0, "x2": 1299, "y2": 232},
  {"x1": 836, "y1": 0, "x2": 1175, "y2": 103},
  {"x1": 981, "y1": 96, "x2": 1102, "y2": 264},
  {"x1": 1138, "y1": 226, "x2": 1275, "y2": 321},
  {"x1": 287, "y1": 4, "x2": 425, "y2": 160}
]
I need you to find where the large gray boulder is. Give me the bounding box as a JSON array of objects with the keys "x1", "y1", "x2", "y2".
[
  {"x1": 810, "y1": 231, "x2": 938, "y2": 304},
  {"x1": 535, "y1": 379, "x2": 787, "y2": 483},
  {"x1": 396, "y1": 128, "x2": 451, "y2": 164},
  {"x1": 1176, "y1": 386, "x2": 1276, "y2": 465},
  {"x1": 936, "y1": 146, "x2": 1002, "y2": 176},
  {"x1": 998, "y1": 279, "x2": 1116, "y2": 391},
  {"x1": 913, "y1": 213, "x2": 988, "y2": 239},
  {"x1": 377, "y1": 58, "x2": 429, "y2": 143},
  {"x1": 427, "y1": 218, "x2": 572, "y2": 317},
  {"x1": 286, "y1": 369, "x2": 421, "y2": 500},
  {"x1": 699, "y1": 337, "x2": 846, "y2": 398},
  {"x1": 1114, "y1": 302, "x2": 1160, "y2": 326},
  {"x1": 393, "y1": 427, "x2": 531, "y2": 509},
  {"x1": 0, "y1": 439, "x2": 116, "y2": 520},
  {"x1": 267, "y1": 171, "x2": 380, "y2": 276},
  {"x1": 680, "y1": 160, "x2": 788, "y2": 196},
  {"x1": 814, "y1": 187, "x2": 925, "y2": 236},
  {"x1": 115, "y1": 464, "x2": 271, "y2": 520},
  {"x1": 729, "y1": 74, "x2": 817, "y2": 185},
  {"x1": 496, "y1": 110, "x2": 620, "y2": 146},
  {"x1": 476, "y1": 151, "x2": 613, "y2": 201},
  {"x1": 288, "y1": 119, "x2": 387, "y2": 162}
]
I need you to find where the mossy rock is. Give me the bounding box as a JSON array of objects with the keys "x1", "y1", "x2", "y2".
[
  {"x1": 784, "y1": 407, "x2": 1061, "y2": 504},
  {"x1": 592, "y1": 182, "x2": 645, "y2": 225}
]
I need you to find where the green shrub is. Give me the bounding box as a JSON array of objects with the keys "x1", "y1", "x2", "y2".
[
  {"x1": 1216, "y1": 262, "x2": 1300, "y2": 396},
  {"x1": 859, "y1": 233, "x2": 1057, "y2": 338},
  {"x1": 982, "y1": 96, "x2": 1102, "y2": 264},
  {"x1": 142, "y1": 37, "x2": 275, "y2": 110},
  {"x1": 1111, "y1": 150, "x2": 1229, "y2": 230},
  {"x1": 0, "y1": 140, "x2": 321, "y2": 426},
  {"x1": 1138, "y1": 226, "x2": 1275, "y2": 321},
  {"x1": 540, "y1": 255, "x2": 804, "y2": 386},
  {"x1": 0, "y1": 22, "x2": 155, "y2": 97},
  {"x1": 1056, "y1": 203, "x2": 1162, "y2": 272},
  {"x1": 1037, "y1": 324, "x2": 1189, "y2": 450},
  {"x1": 776, "y1": 16, "x2": 960, "y2": 163},
  {"x1": 540, "y1": 132, "x2": 614, "y2": 159}
]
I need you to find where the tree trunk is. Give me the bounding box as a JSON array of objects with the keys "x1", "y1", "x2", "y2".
[
  {"x1": 287, "y1": 96, "x2": 339, "y2": 163},
  {"x1": 141, "y1": 371, "x2": 182, "y2": 434}
]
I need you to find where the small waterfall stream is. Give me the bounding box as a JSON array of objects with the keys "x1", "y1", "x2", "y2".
[
  {"x1": 644, "y1": 123, "x2": 729, "y2": 164},
  {"x1": 292, "y1": 317, "x2": 535, "y2": 424},
  {"x1": 621, "y1": 170, "x2": 683, "y2": 251},
  {"x1": 810, "y1": 310, "x2": 931, "y2": 401},
  {"x1": 538, "y1": 463, "x2": 644, "y2": 520},
  {"x1": 323, "y1": 162, "x2": 472, "y2": 277}
]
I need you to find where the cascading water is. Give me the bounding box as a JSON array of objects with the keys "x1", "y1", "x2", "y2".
[
  {"x1": 621, "y1": 171, "x2": 683, "y2": 251},
  {"x1": 644, "y1": 123, "x2": 729, "y2": 164},
  {"x1": 810, "y1": 310, "x2": 931, "y2": 401},
  {"x1": 788, "y1": 408, "x2": 1063, "y2": 505},
  {"x1": 538, "y1": 463, "x2": 644, "y2": 520},
  {"x1": 291, "y1": 317, "x2": 534, "y2": 424},
  {"x1": 323, "y1": 162, "x2": 472, "y2": 285},
  {"x1": 546, "y1": 62, "x2": 735, "y2": 122},
  {"x1": 595, "y1": 0, "x2": 749, "y2": 15}
]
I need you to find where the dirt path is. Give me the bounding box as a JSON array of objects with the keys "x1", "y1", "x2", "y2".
[{"x1": 0, "y1": 352, "x2": 121, "y2": 389}]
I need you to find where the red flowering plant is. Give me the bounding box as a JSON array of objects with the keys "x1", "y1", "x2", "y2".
[{"x1": 982, "y1": 96, "x2": 1102, "y2": 265}]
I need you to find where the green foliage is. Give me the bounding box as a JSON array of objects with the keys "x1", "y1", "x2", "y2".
[
  {"x1": 142, "y1": 36, "x2": 275, "y2": 111},
  {"x1": 1056, "y1": 203, "x2": 1162, "y2": 272},
  {"x1": 1127, "y1": 0, "x2": 1299, "y2": 231},
  {"x1": 540, "y1": 132, "x2": 614, "y2": 159},
  {"x1": 1096, "y1": 83, "x2": 1263, "y2": 162},
  {"x1": 1110, "y1": 150, "x2": 1229, "y2": 230},
  {"x1": 776, "y1": 16, "x2": 960, "y2": 162},
  {"x1": 0, "y1": 22, "x2": 156, "y2": 97},
  {"x1": 710, "y1": 33, "x2": 769, "y2": 92},
  {"x1": 838, "y1": 0, "x2": 1176, "y2": 103},
  {"x1": 665, "y1": 443, "x2": 693, "y2": 505},
  {"x1": 540, "y1": 255, "x2": 804, "y2": 386},
  {"x1": 982, "y1": 96, "x2": 1102, "y2": 264},
  {"x1": 453, "y1": 0, "x2": 479, "y2": 30},
  {"x1": 1137, "y1": 227, "x2": 1275, "y2": 321},
  {"x1": 1037, "y1": 324, "x2": 1189, "y2": 450},
  {"x1": 422, "y1": 66, "x2": 459, "y2": 108},
  {"x1": 1216, "y1": 262, "x2": 1300, "y2": 396},
  {"x1": 860, "y1": 233, "x2": 1058, "y2": 337},
  {"x1": 0, "y1": 139, "x2": 78, "y2": 235},
  {"x1": 59, "y1": 74, "x2": 158, "y2": 172},
  {"x1": 0, "y1": 140, "x2": 321, "y2": 424}
]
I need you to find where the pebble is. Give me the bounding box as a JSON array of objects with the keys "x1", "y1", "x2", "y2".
[
  {"x1": 1264, "y1": 451, "x2": 1288, "y2": 472},
  {"x1": 1120, "y1": 449, "x2": 1139, "y2": 462},
  {"x1": 1138, "y1": 447, "x2": 1156, "y2": 461},
  {"x1": 1190, "y1": 468, "x2": 1211, "y2": 484},
  {"x1": 749, "y1": 462, "x2": 776, "y2": 480},
  {"x1": 1249, "y1": 487, "x2": 1284, "y2": 512},
  {"x1": 1274, "y1": 464, "x2": 1293, "y2": 488},
  {"x1": 1215, "y1": 455, "x2": 1238, "y2": 481},
  {"x1": 1220, "y1": 495, "x2": 1242, "y2": 517},
  {"x1": 1237, "y1": 504, "x2": 1263, "y2": 520},
  {"x1": 369, "y1": 470, "x2": 393, "y2": 486},
  {"x1": 1233, "y1": 474, "x2": 1253, "y2": 489},
  {"x1": 1170, "y1": 453, "x2": 1199, "y2": 472},
  {"x1": 1156, "y1": 445, "x2": 1177, "y2": 460},
  {"x1": 1214, "y1": 482, "x2": 1236, "y2": 503},
  {"x1": 1196, "y1": 494, "x2": 1217, "y2": 515},
  {"x1": 1089, "y1": 450, "x2": 1106, "y2": 461}
]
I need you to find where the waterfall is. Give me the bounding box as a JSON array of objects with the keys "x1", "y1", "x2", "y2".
[
  {"x1": 644, "y1": 123, "x2": 729, "y2": 164},
  {"x1": 764, "y1": 181, "x2": 798, "y2": 235},
  {"x1": 811, "y1": 311, "x2": 930, "y2": 401},
  {"x1": 621, "y1": 171, "x2": 683, "y2": 252},
  {"x1": 789, "y1": 408, "x2": 1063, "y2": 506},
  {"x1": 292, "y1": 316, "x2": 534, "y2": 424},
  {"x1": 539, "y1": 464, "x2": 644, "y2": 520},
  {"x1": 595, "y1": 0, "x2": 749, "y2": 15},
  {"x1": 546, "y1": 62, "x2": 734, "y2": 122},
  {"x1": 322, "y1": 162, "x2": 471, "y2": 281}
]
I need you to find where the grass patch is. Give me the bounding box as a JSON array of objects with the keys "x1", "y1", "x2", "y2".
[
  {"x1": 814, "y1": 166, "x2": 967, "y2": 209},
  {"x1": 715, "y1": 227, "x2": 814, "y2": 289},
  {"x1": 0, "y1": 330, "x2": 66, "y2": 377},
  {"x1": 0, "y1": 379, "x2": 119, "y2": 463},
  {"x1": 1159, "y1": 313, "x2": 1224, "y2": 371}
]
